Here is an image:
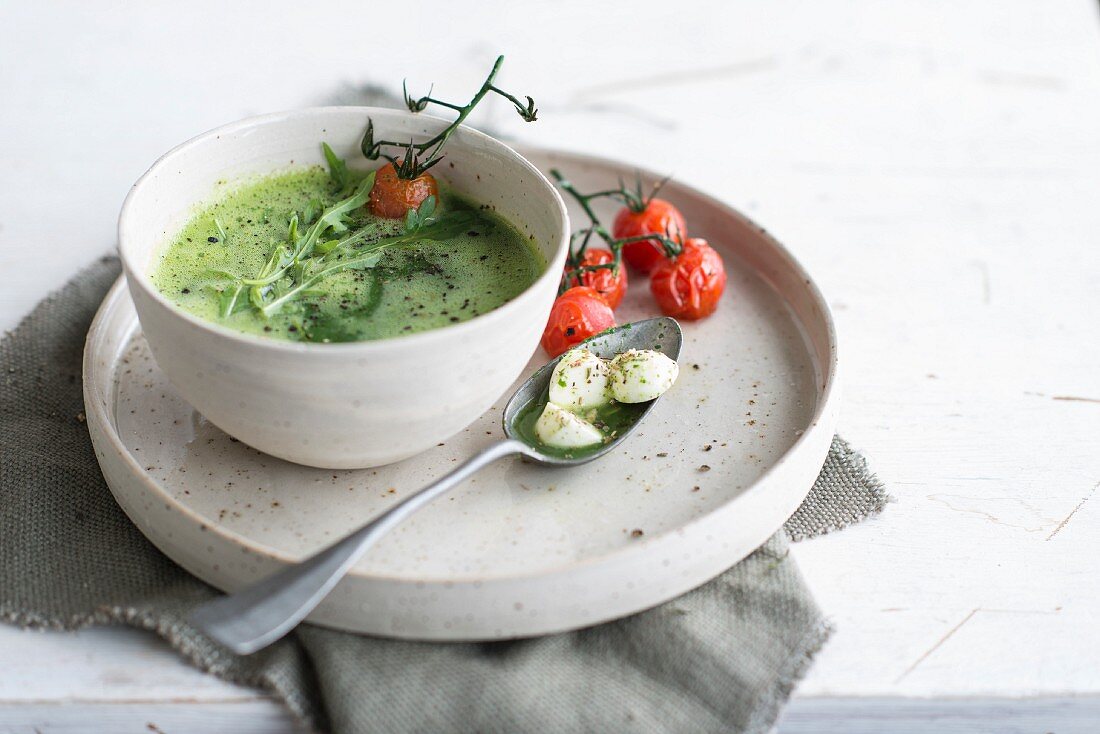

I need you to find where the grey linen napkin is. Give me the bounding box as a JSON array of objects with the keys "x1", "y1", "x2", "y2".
[{"x1": 0, "y1": 257, "x2": 885, "y2": 734}]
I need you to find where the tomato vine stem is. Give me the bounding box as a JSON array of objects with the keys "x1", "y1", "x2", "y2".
[
  {"x1": 550, "y1": 169, "x2": 682, "y2": 295},
  {"x1": 361, "y1": 55, "x2": 538, "y2": 180}
]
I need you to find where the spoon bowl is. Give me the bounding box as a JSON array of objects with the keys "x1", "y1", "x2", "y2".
[
  {"x1": 503, "y1": 317, "x2": 683, "y2": 466},
  {"x1": 191, "y1": 317, "x2": 682, "y2": 653}
]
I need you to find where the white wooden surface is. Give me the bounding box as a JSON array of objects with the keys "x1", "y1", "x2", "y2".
[{"x1": 2, "y1": 1, "x2": 1099, "y2": 731}]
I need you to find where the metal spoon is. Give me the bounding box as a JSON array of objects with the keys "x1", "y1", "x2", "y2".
[{"x1": 190, "y1": 317, "x2": 682, "y2": 654}]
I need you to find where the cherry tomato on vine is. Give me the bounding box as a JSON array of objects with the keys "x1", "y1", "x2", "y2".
[
  {"x1": 540, "y1": 286, "x2": 617, "y2": 358},
  {"x1": 563, "y1": 249, "x2": 628, "y2": 309},
  {"x1": 612, "y1": 199, "x2": 687, "y2": 274},
  {"x1": 649, "y1": 238, "x2": 726, "y2": 320},
  {"x1": 368, "y1": 162, "x2": 439, "y2": 219}
]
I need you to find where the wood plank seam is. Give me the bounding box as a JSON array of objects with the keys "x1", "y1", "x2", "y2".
[{"x1": 1045, "y1": 479, "x2": 1099, "y2": 541}]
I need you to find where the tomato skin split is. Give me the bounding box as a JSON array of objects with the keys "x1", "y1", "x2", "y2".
[
  {"x1": 612, "y1": 199, "x2": 687, "y2": 274},
  {"x1": 368, "y1": 163, "x2": 440, "y2": 219},
  {"x1": 649, "y1": 238, "x2": 726, "y2": 320},
  {"x1": 564, "y1": 249, "x2": 628, "y2": 309},
  {"x1": 540, "y1": 287, "x2": 617, "y2": 358}
]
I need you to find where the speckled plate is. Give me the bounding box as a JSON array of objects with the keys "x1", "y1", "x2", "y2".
[{"x1": 84, "y1": 147, "x2": 839, "y2": 640}]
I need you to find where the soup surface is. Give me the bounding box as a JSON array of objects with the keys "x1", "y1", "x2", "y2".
[{"x1": 152, "y1": 167, "x2": 543, "y2": 342}]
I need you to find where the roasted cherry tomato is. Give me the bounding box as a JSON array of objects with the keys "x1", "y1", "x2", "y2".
[
  {"x1": 541, "y1": 286, "x2": 616, "y2": 357},
  {"x1": 368, "y1": 162, "x2": 440, "y2": 219},
  {"x1": 649, "y1": 238, "x2": 726, "y2": 320},
  {"x1": 563, "y1": 248, "x2": 628, "y2": 309},
  {"x1": 612, "y1": 199, "x2": 686, "y2": 274}
]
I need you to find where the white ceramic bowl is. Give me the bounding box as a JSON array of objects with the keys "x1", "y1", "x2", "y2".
[{"x1": 118, "y1": 107, "x2": 569, "y2": 469}]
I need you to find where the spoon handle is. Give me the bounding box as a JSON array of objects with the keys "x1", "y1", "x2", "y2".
[{"x1": 190, "y1": 438, "x2": 532, "y2": 654}]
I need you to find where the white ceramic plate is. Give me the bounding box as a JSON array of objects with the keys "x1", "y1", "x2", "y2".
[{"x1": 84, "y1": 146, "x2": 839, "y2": 641}]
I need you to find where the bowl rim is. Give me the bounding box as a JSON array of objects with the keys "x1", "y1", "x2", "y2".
[{"x1": 117, "y1": 105, "x2": 570, "y2": 353}]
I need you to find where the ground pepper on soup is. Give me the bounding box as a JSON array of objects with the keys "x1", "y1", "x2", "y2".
[{"x1": 152, "y1": 165, "x2": 543, "y2": 343}]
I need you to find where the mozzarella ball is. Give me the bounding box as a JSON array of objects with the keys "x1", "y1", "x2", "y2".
[
  {"x1": 608, "y1": 349, "x2": 679, "y2": 403},
  {"x1": 534, "y1": 402, "x2": 604, "y2": 449},
  {"x1": 548, "y1": 348, "x2": 611, "y2": 411}
]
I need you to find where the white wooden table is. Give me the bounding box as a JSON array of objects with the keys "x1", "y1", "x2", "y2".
[{"x1": 2, "y1": 1, "x2": 1099, "y2": 731}]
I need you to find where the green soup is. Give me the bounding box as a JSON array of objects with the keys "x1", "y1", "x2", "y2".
[
  {"x1": 512, "y1": 396, "x2": 648, "y2": 459},
  {"x1": 151, "y1": 167, "x2": 543, "y2": 342}
]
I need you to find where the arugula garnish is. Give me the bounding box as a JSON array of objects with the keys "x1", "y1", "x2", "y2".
[
  {"x1": 217, "y1": 282, "x2": 249, "y2": 319},
  {"x1": 322, "y1": 142, "x2": 349, "y2": 191},
  {"x1": 209, "y1": 147, "x2": 484, "y2": 320}
]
